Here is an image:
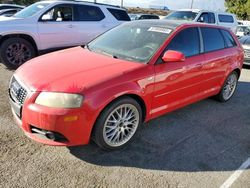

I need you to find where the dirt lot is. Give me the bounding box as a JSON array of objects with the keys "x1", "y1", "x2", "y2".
[{"x1": 0, "y1": 63, "x2": 250, "y2": 188}]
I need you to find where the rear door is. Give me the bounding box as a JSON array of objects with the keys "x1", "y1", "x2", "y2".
[
  {"x1": 72, "y1": 4, "x2": 108, "y2": 45},
  {"x1": 200, "y1": 27, "x2": 234, "y2": 92},
  {"x1": 151, "y1": 27, "x2": 205, "y2": 117}
]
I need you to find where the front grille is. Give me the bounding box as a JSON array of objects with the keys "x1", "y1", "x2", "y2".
[
  {"x1": 9, "y1": 77, "x2": 28, "y2": 105},
  {"x1": 244, "y1": 49, "x2": 250, "y2": 58}
]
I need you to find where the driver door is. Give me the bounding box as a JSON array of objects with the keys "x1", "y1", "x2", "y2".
[{"x1": 151, "y1": 27, "x2": 206, "y2": 117}]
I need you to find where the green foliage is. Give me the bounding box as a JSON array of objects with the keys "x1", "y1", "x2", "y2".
[{"x1": 225, "y1": 0, "x2": 250, "y2": 20}]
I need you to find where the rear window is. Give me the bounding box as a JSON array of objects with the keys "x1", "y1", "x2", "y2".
[
  {"x1": 218, "y1": 15, "x2": 234, "y2": 23},
  {"x1": 75, "y1": 5, "x2": 105, "y2": 21},
  {"x1": 201, "y1": 27, "x2": 225, "y2": 52},
  {"x1": 107, "y1": 8, "x2": 130, "y2": 21},
  {"x1": 220, "y1": 29, "x2": 237, "y2": 47}
]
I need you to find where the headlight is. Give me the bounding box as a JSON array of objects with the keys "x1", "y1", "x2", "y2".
[{"x1": 35, "y1": 92, "x2": 83, "y2": 108}]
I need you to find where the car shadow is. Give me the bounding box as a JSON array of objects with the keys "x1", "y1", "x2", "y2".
[{"x1": 68, "y1": 81, "x2": 250, "y2": 172}]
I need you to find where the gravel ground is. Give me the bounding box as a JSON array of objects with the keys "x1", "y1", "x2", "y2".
[{"x1": 0, "y1": 63, "x2": 250, "y2": 188}]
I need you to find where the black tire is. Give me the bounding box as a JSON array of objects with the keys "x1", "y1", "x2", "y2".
[
  {"x1": 0, "y1": 37, "x2": 35, "y2": 69},
  {"x1": 215, "y1": 71, "x2": 239, "y2": 102},
  {"x1": 92, "y1": 97, "x2": 142, "y2": 150}
]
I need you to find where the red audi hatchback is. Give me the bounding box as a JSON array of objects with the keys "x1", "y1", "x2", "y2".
[{"x1": 9, "y1": 20, "x2": 243, "y2": 150}]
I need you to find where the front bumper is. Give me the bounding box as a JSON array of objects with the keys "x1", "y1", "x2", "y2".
[{"x1": 10, "y1": 92, "x2": 96, "y2": 146}]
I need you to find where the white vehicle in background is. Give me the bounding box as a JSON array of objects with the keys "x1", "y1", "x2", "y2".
[
  {"x1": 236, "y1": 25, "x2": 250, "y2": 38},
  {"x1": 165, "y1": 9, "x2": 238, "y2": 33},
  {"x1": 0, "y1": 0, "x2": 130, "y2": 69}
]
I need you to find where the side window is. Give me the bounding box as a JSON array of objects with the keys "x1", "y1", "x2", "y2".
[
  {"x1": 107, "y1": 8, "x2": 130, "y2": 21},
  {"x1": 166, "y1": 27, "x2": 200, "y2": 57},
  {"x1": 198, "y1": 13, "x2": 209, "y2": 23},
  {"x1": 41, "y1": 5, "x2": 73, "y2": 21},
  {"x1": 209, "y1": 13, "x2": 215, "y2": 23},
  {"x1": 74, "y1": 5, "x2": 105, "y2": 21},
  {"x1": 201, "y1": 27, "x2": 225, "y2": 52},
  {"x1": 218, "y1": 15, "x2": 234, "y2": 23},
  {"x1": 221, "y1": 29, "x2": 237, "y2": 47}
]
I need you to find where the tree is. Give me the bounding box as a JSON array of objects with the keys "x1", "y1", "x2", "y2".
[{"x1": 225, "y1": 0, "x2": 250, "y2": 20}]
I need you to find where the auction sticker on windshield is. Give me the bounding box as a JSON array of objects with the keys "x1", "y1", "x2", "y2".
[{"x1": 148, "y1": 27, "x2": 172, "y2": 34}]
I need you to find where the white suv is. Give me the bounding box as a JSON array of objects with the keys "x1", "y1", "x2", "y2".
[
  {"x1": 0, "y1": 0, "x2": 130, "y2": 68},
  {"x1": 165, "y1": 9, "x2": 238, "y2": 33}
]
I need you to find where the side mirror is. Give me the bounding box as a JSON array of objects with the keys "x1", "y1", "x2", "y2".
[
  {"x1": 162, "y1": 50, "x2": 185, "y2": 63},
  {"x1": 198, "y1": 17, "x2": 204, "y2": 22},
  {"x1": 41, "y1": 14, "x2": 51, "y2": 21}
]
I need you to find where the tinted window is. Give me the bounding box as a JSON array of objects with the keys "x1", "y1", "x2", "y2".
[
  {"x1": 221, "y1": 29, "x2": 237, "y2": 47},
  {"x1": 167, "y1": 27, "x2": 200, "y2": 57},
  {"x1": 201, "y1": 27, "x2": 225, "y2": 52},
  {"x1": 198, "y1": 13, "x2": 209, "y2": 23},
  {"x1": 75, "y1": 5, "x2": 104, "y2": 21},
  {"x1": 218, "y1": 15, "x2": 234, "y2": 23},
  {"x1": 107, "y1": 8, "x2": 130, "y2": 21},
  {"x1": 209, "y1": 13, "x2": 215, "y2": 23}
]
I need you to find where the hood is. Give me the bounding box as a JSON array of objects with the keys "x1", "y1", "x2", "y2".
[
  {"x1": 0, "y1": 16, "x2": 25, "y2": 24},
  {"x1": 15, "y1": 47, "x2": 145, "y2": 93}
]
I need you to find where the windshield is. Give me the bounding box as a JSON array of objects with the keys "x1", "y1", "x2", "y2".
[
  {"x1": 165, "y1": 11, "x2": 198, "y2": 21},
  {"x1": 88, "y1": 22, "x2": 172, "y2": 63},
  {"x1": 14, "y1": 2, "x2": 50, "y2": 18}
]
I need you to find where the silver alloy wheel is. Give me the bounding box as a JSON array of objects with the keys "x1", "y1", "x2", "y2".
[
  {"x1": 222, "y1": 73, "x2": 237, "y2": 100},
  {"x1": 103, "y1": 104, "x2": 140, "y2": 147},
  {"x1": 6, "y1": 42, "x2": 32, "y2": 66}
]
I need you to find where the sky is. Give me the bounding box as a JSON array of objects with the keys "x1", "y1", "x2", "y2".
[{"x1": 88, "y1": 0, "x2": 226, "y2": 11}]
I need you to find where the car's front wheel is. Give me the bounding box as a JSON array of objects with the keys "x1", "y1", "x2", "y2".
[
  {"x1": 0, "y1": 37, "x2": 35, "y2": 69},
  {"x1": 216, "y1": 71, "x2": 239, "y2": 102},
  {"x1": 92, "y1": 97, "x2": 142, "y2": 150}
]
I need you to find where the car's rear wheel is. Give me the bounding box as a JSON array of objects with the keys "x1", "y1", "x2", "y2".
[
  {"x1": 92, "y1": 97, "x2": 142, "y2": 150},
  {"x1": 216, "y1": 71, "x2": 238, "y2": 102},
  {"x1": 0, "y1": 37, "x2": 35, "y2": 69}
]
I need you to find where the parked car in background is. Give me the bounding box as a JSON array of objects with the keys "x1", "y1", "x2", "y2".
[
  {"x1": 236, "y1": 25, "x2": 250, "y2": 38},
  {"x1": 0, "y1": 4, "x2": 24, "y2": 10},
  {"x1": 239, "y1": 35, "x2": 250, "y2": 65},
  {"x1": 134, "y1": 14, "x2": 160, "y2": 20},
  {"x1": 9, "y1": 20, "x2": 243, "y2": 150},
  {"x1": 0, "y1": 0, "x2": 130, "y2": 69},
  {"x1": 165, "y1": 9, "x2": 238, "y2": 33},
  {"x1": 0, "y1": 8, "x2": 22, "y2": 17}
]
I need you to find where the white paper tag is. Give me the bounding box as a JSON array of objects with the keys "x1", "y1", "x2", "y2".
[{"x1": 148, "y1": 27, "x2": 172, "y2": 34}]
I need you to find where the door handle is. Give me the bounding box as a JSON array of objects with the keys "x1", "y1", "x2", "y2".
[{"x1": 67, "y1": 24, "x2": 74, "y2": 28}]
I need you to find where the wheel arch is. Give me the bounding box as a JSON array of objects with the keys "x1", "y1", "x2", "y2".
[
  {"x1": 0, "y1": 34, "x2": 38, "y2": 55},
  {"x1": 233, "y1": 68, "x2": 241, "y2": 79},
  {"x1": 89, "y1": 93, "x2": 147, "y2": 139}
]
